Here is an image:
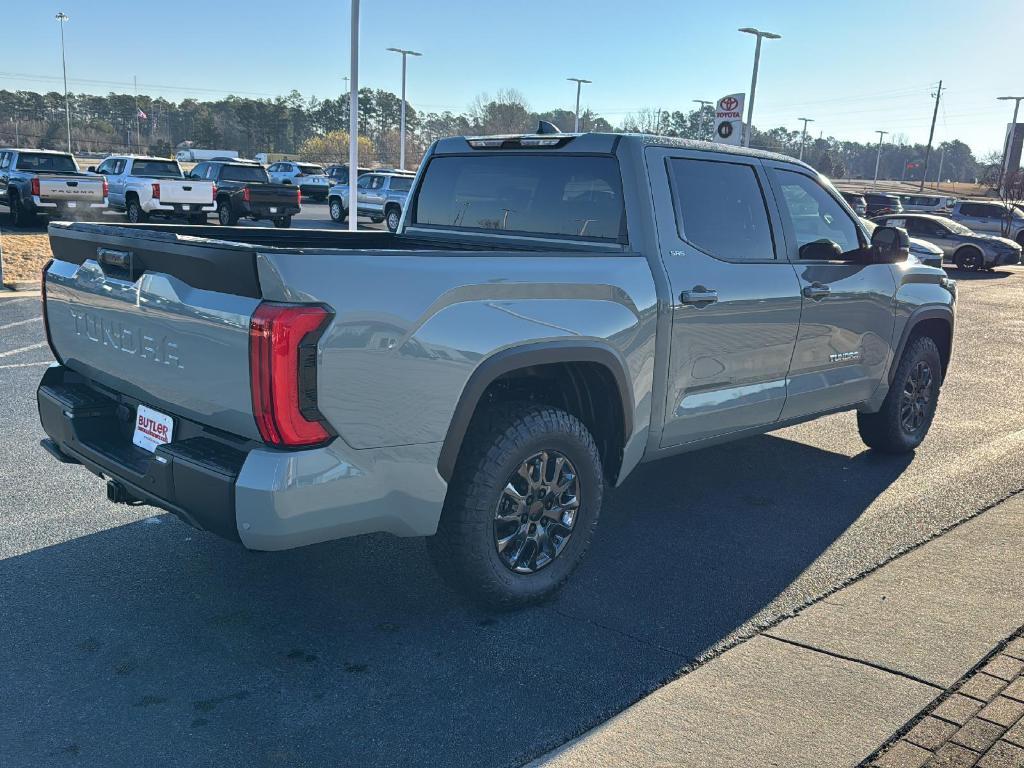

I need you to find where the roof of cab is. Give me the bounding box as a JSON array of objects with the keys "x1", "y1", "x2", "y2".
[{"x1": 0, "y1": 147, "x2": 74, "y2": 155}]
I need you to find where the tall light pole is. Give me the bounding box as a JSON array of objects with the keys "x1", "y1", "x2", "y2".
[
  {"x1": 738, "y1": 27, "x2": 781, "y2": 147},
  {"x1": 873, "y1": 130, "x2": 888, "y2": 186},
  {"x1": 997, "y1": 95, "x2": 1024, "y2": 193},
  {"x1": 567, "y1": 77, "x2": 592, "y2": 132},
  {"x1": 386, "y1": 47, "x2": 421, "y2": 171},
  {"x1": 55, "y1": 12, "x2": 71, "y2": 151},
  {"x1": 798, "y1": 117, "x2": 814, "y2": 161},
  {"x1": 693, "y1": 99, "x2": 713, "y2": 139},
  {"x1": 348, "y1": 0, "x2": 359, "y2": 232}
]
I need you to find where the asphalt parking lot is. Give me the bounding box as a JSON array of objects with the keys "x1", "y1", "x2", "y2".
[{"x1": 2, "y1": 267, "x2": 1023, "y2": 768}]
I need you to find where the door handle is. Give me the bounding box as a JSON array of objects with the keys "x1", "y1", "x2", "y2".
[
  {"x1": 680, "y1": 286, "x2": 719, "y2": 306},
  {"x1": 803, "y1": 283, "x2": 831, "y2": 300}
]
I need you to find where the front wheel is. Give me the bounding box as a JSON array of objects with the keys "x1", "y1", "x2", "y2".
[
  {"x1": 273, "y1": 215, "x2": 292, "y2": 228},
  {"x1": 329, "y1": 198, "x2": 346, "y2": 223},
  {"x1": 428, "y1": 403, "x2": 604, "y2": 609},
  {"x1": 954, "y1": 246, "x2": 983, "y2": 272},
  {"x1": 858, "y1": 335, "x2": 942, "y2": 453}
]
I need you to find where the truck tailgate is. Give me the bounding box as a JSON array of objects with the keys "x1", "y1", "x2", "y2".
[
  {"x1": 247, "y1": 184, "x2": 300, "y2": 206},
  {"x1": 38, "y1": 175, "x2": 106, "y2": 203},
  {"x1": 44, "y1": 224, "x2": 262, "y2": 440},
  {"x1": 156, "y1": 180, "x2": 215, "y2": 205}
]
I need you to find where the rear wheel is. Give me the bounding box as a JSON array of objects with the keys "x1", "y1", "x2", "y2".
[
  {"x1": 126, "y1": 198, "x2": 148, "y2": 223},
  {"x1": 954, "y1": 246, "x2": 983, "y2": 272},
  {"x1": 386, "y1": 206, "x2": 401, "y2": 233},
  {"x1": 858, "y1": 335, "x2": 942, "y2": 453},
  {"x1": 428, "y1": 403, "x2": 603, "y2": 609},
  {"x1": 329, "y1": 198, "x2": 346, "y2": 223},
  {"x1": 370, "y1": 216, "x2": 384, "y2": 224},
  {"x1": 273, "y1": 215, "x2": 292, "y2": 228},
  {"x1": 9, "y1": 194, "x2": 35, "y2": 228},
  {"x1": 217, "y1": 198, "x2": 238, "y2": 226}
]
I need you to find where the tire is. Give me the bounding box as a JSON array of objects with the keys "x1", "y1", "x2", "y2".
[
  {"x1": 329, "y1": 198, "x2": 346, "y2": 223},
  {"x1": 126, "y1": 198, "x2": 148, "y2": 223},
  {"x1": 428, "y1": 403, "x2": 604, "y2": 609},
  {"x1": 954, "y1": 246, "x2": 983, "y2": 272},
  {"x1": 858, "y1": 335, "x2": 942, "y2": 454},
  {"x1": 273, "y1": 215, "x2": 292, "y2": 228},
  {"x1": 386, "y1": 206, "x2": 401, "y2": 233},
  {"x1": 217, "y1": 198, "x2": 238, "y2": 226},
  {"x1": 371, "y1": 216, "x2": 384, "y2": 224},
  {"x1": 9, "y1": 194, "x2": 35, "y2": 228}
]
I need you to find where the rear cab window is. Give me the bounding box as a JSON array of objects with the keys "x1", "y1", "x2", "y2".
[
  {"x1": 131, "y1": 160, "x2": 182, "y2": 178},
  {"x1": 220, "y1": 164, "x2": 270, "y2": 183},
  {"x1": 411, "y1": 154, "x2": 625, "y2": 241},
  {"x1": 15, "y1": 152, "x2": 78, "y2": 173}
]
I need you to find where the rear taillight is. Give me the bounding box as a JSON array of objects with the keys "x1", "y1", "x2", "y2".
[
  {"x1": 40, "y1": 259, "x2": 62, "y2": 363},
  {"x1": 249, "y1": 302, "x2": 334, "y2": 447},
  {"x1": 151, "y1": 183, "x2": 160, "y2": 200},
  {"x1": 102, "y1": 178, "x2": 109, "y2": 198},
  {"x1": 296, "y1": 189, "x2": 302, "y2": 206},
  {"x1": 31, "y1": 177, "x2": 39, "y2": 196},
  {"x1": 211, "y1": 183, "x2": 217, "y2": 201},
  {"x1": 242, "y1": 187, "x2": 251, "y2": 203}
]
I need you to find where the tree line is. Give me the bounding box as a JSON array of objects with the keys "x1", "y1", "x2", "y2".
[{"x1": 0, "y1": 86, "x2": 989, "y2": 183}]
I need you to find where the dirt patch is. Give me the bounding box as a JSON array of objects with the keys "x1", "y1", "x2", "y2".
[{"x1": 0, "y1": 231, "x2": 52, "y2": 285}]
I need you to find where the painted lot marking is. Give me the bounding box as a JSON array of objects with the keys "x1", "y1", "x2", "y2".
[
  {"x1": 0, "y1": 342, "x2": 47, "y2": 359},
  {"x1": 0, "y1": 317, "x2": 42, "y2": 332}
]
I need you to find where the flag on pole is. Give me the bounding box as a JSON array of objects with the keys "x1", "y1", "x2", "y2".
[{"x1": 137, "y1": 108, "x2": 148, "y2": 120}]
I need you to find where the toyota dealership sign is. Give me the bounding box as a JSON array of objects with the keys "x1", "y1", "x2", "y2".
[{"x1": 713, "y1": 93, "x2": 745, "y2": 146}]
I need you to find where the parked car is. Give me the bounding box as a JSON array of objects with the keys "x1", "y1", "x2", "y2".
[
  {"x1": 840, "y1": 191, "x2": 867, "y2": 216},
  {"x1": 175, "y1": 148, "x2": 239, "y2": 163},
  {"x1": 325, "y1": 164, "x2": 373, "y2": 186},
  {"x1": 861, "y1": 217, "x2": 944, "y2": 269},
  {"x1": 873, "y1": 212, "x2": 1021, "y2": 271},
  {"x1": 38, "y1": 131, "x2": 955, "y2": 607},
  {"x1": 266, "y1": 162, "x2": 331, "y2": 201},
  {"x1": 90, "y1": 155, "x2": 216, "y2": 224},
  {"x1": 188, "y1": 159, "x2": 300, "y2": 227},
  {"x1": 899, "y1": 193, "x2": 955, "y2": 214},
  {"x1": 328, "y1": 171, "x2": 414, "y2": 231},
  {"x1": 864, "y1": 192, "x2": 904, "y2": 216},
  {"x1": 948, "y1": 199, "x2": 1024, "y2": 245},
  {"x1": 0, "y1": 148, "x2": 108, "y2": 226}
]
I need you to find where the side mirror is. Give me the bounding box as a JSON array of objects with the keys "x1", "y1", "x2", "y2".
[
  {"x1": 798, "y1": 240, "x2": 843, "y2": 260},
  {"x1": 871, "y1": 225, "x2": 910, "y2": 263},
  {"x1": 87, "y1": 166, "x2": 97, "y2": 173}
]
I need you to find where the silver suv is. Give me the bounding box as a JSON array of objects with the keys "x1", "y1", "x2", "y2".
[{"x1": 266, "y1": 161, "x2": 331, "y2": 201}]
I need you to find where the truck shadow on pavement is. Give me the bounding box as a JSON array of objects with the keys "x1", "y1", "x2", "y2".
[{"x1": 0, "y1": 432, "x2": 911, "y2": 768}]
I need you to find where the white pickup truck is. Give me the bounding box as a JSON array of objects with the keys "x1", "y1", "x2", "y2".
[{"x1": 90, "y1": 155, "x2": 217, "y2": 224}]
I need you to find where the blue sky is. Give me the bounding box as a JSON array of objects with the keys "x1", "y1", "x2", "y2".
[{"x1": 3, "y1": 0, "x2": 1022, "y2": 154}]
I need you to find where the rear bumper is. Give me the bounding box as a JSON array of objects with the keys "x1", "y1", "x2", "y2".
[
  {"x1": 143, "y1": 201, "x2": 217, "y2": 214},
  {"x1": 298, "y1": 184, "x2": 329, "y2": 197},
  {"x1": 31, "y1": 195, "x2": 108, "y2": 213},
  {"x1": 240, "y1": 202, "x2": 301, "y2": 219},
  {"x1": 37, "y1": 365, "x2": 447, "y2": 549}
]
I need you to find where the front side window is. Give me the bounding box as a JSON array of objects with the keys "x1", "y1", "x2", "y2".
[
  {"x1": 771, "y1": 169, "x2": 862, "y2": 259},
  {"x1": 668, "y1": 158, "x2": 775, "y2": 261},
  {"x1": 95, "y1": 159, "x2": 115, "y2": 174},
  {"x1": 371, "y1": 176, "x2": 385, "y2": 189},
  {"x1": 0, "y1": 152, "x2": 9, "y2": 170},
  {"x1": 413, "y1": 154, "x2": 625, "y2": 240}
]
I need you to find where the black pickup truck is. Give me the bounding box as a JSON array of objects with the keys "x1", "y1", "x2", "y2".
[{"x1": 188, "y1": 160, "x2": 301, "y2": 228}]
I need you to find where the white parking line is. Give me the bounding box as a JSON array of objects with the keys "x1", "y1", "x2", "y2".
[
  {"x1": 0, "y1": 317, "x2": 42, "y2": 331},
  {"x1": 0, "y1": 360, "x2": 51, "y2": 369},
  {"x1": 0, "y1": 342, "x2": 47, "y2": 358}
]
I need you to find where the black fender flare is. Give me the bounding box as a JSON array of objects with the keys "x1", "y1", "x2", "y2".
[
  {"x1": 436, "y1": 340, "x2": 634, "y2": 482},
  {"x1": 889, "y1": 305, "x2": 954, "y2": 385}
]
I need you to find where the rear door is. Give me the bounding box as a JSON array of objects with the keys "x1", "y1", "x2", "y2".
[
  {"x1": 956, "y1": 202, "x2": 1003, "y2": 234},
  {"x1": 646, "y1": 147, "x2": 803, "y2": 447},
  {"x1": 764, "y1": 163, "x2": 896, "y2": 418}
]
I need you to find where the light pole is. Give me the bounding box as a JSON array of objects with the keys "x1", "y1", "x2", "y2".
[
  {"x1": 348, "y1": 0, "x2": 359, "y2": 232},
  {"x1": 386, "y1": 47, "x2": 422, "y2": 171},
  {"x1": 738, "y1": 27, "x2": 781, "y2": 147},
  {"x1": 873, "y1": 130, "x2": 888, "y2": 186},
  {"x1": 693, "y1": 99, "x2": 713, "y2": 139},
  {"x1": 798, "y1": 117, "x2": 814, "y2": 161},
  {"x1": 997, "y1": 96, "x2": 1024, "y2": 193},
  {"x1": 55, "y1": 12, "x2": 71, "y2": 152},
  {"x1": 567, "y1": 78, "x2": 592, "y2": 132}
]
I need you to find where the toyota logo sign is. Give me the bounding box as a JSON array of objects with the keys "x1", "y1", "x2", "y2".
[{"x1": 719, "y1": 96, "x2": 739, "y2": 111}]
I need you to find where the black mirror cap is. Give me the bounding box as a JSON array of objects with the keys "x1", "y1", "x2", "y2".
[
  {"x1": 799, "y1": 240, "x2": 844, "y2": 260},
  {"x1": 87, "y1": 166, "x2": 97, "y2": 173},
  {"x1": 871, "y1": 225, "x2": 910, "y2": 263}
]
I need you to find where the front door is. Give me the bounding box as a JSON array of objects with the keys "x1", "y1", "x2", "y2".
[
  {"x1": 763, "y1": 163, "x2": 897, "y2": 419},
  {"x1": 647, "y1": 148, "x2": 803, "y2": 448}
]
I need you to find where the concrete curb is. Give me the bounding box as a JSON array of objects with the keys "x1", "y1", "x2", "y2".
[
  {"x1": 2, "y1": 281, "x2": 41, "y2": 292},
  {"x1": 528, "y1": 493, "x2": 1024, "y2": 768}
]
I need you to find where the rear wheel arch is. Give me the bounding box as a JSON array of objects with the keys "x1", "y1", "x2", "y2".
[{"x1": 437, "y1": 342, "x2": 634, "y2": 487}]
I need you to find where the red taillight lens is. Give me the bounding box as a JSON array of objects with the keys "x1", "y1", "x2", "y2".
[
  {"x1": 296, "y1": 189, "x2": 302, "y2": 206},
  {"x1": 211, "y1": 183, "x2": 217, "y2": 201},
  {"x1": 31, "y1": 177, "x2": 40, "y2": 196},
  {"x1": 40, "y1": 259, "x2": 62, "y2": 363},
  {"x1": 102, "y1": 178, "x2": 109, "y2": 198},
  {"x1": 242, "y1": 187, "x2": 251, "y2": 203},
  {"x1": 249, "y1": 302, "x2": 333, "y2": 447},
  {"x1": 151, "y1": 182, "x2": 160, "y2": 200}
]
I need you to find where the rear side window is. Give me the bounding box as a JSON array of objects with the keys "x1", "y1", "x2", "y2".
[
  {"x1": 771, "y1": 169, "x2": 862, "y2": 259},
  {"x1": 390, "y1": 176, "x2": 412, "y2": 192},
  {"x1": 298, "y1": 164, "x2": 324, "y2": 175},
  {"x1": 413, "y1": 155, "x2": 625, "y2": 241},
  {"x1": 668, "y1": 158, "x2": 775, "y2": 261},
  {"x1": 15, "y1": 152, "x2": 78, "y2": 172}
]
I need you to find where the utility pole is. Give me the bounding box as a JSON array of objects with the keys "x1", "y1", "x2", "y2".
[
  {"x1": 873, "y1": 130, "x2": 888, "y2": 185},
  {"x1": 55, "y1": 12, "x2": 71, "y2": 152},
  {"x1": 386, "y1": 48, "x2": 422, "y2": 171},
  {"x1": 798, "y1": 117, "x2": 814, "y2": 161},
  {"x1": 348, "y1": 0, "x2": 360, "y2": 232},
  {"x1": 919, "y1": 80, "x2": 943, "y2": 192},
  {"x1": 738, "y1": 27, "x2": 781, "y2": 147},
  {"x1": 693, "y1": 99, "x2": 713, "y2": 139},
  {"x1": 567, "y1": 78, "x2": 592, "y2": 132},
  {"x1": 996, "y1": 96, "x2": 1024, "y2": 193}
]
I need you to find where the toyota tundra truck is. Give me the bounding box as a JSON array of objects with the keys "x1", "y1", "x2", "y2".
[
  {"x1": 37, "y1": 130, "x2": 956, "y2": 607},
  {"x1": 89, "y1": 155, "x2": 217, "y2": 224},
  {"x1": 0, "y1": 148, "x2": 108, "y2": 226}
]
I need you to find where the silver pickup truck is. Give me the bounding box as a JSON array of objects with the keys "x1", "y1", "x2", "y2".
[
  {"x1": 37, "y1": 131, "x2": 956, "y2": 607},
  {"x1": 0, "y1": 148, "x2": 108, "y2": 226}
]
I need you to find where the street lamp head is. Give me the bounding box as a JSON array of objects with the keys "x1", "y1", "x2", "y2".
[
  {"x1": 739, "y1": 27, "x2": 780, "y2": 39},
  {"x1": 567, "y1": 78, "x2": 592, "y2": 85},
  {"x1": 799, "y1": 117, "x2": 814, "y2": 123},
  {"x1": 997, "y1": 96, "x2": 1024, "y2": 101},
  {"x1": 55, "y1": 11, "x2": 69, "y2": 21},
  {"x1": 386, "y1": 47, "x2": 422, "y2": 56}
]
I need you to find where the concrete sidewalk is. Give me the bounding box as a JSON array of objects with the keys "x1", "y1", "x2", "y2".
[{"x1": 530, "y1": 492, "x2": 1024, "y2": 768}]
